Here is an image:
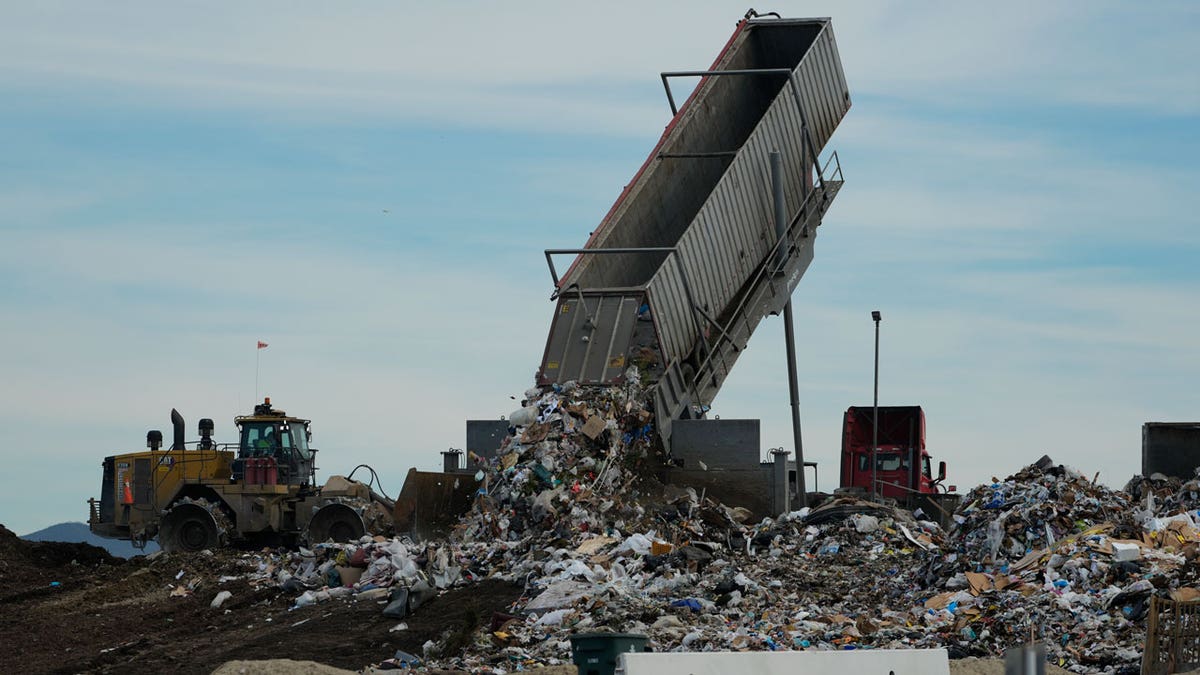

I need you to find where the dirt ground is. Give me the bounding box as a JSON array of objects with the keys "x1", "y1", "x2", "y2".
[{"x1": 0, "y1": 524, "x2": 523, "y2": 674}]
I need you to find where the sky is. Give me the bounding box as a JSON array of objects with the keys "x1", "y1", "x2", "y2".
[{"x1": 1, "y1": 2, "x2": 1197, "y2": 536}]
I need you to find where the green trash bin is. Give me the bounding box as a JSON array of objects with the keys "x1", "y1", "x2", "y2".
[{"x1": 569, "y1": 632, "x2": 650, "y2": 675}]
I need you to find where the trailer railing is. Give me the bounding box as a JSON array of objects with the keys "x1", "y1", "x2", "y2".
[{"x1": 689, "y1": 151, "x2": 842, "y2": 391}]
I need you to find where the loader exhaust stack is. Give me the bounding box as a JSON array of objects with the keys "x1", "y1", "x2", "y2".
[{"x1": 170, "y1": 408, "x2": 185, "y2": 451}]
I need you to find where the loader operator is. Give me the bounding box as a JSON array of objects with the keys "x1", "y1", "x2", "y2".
[{"x1": 254, "y1": 427, "x2": 275, "y2": 457}]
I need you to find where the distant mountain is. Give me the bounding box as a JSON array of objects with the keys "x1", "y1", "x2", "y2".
[{"x1": 21, "y1": 522, "x2": 159, "y2": 558}]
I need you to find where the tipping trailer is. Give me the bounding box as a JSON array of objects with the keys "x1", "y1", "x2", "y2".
[{"x1": 537, "y1": 15, "x2": 850, "y2": 451}]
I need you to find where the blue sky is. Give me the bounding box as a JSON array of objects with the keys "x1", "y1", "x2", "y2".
[{"x1": 1, "y1": 2, "x2": 1197, "y2": 535}]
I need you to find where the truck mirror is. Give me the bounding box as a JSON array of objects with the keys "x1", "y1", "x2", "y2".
[{"x1": 938, "y1": 461, "x2": 947, "y2": 481}]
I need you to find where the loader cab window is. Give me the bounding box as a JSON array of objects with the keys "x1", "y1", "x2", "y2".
[
  {"x1": 240, "y1": 423, "x2": 278, "y2": 458},
  {"x1": 281, "y1": 425, "x2": 312, "y2": 459},
  {"x1": 923, "y1": 456, "x2": 932, "y2": 479}
]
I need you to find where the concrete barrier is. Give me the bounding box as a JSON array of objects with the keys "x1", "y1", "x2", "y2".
[{"x1": 618, "y1": 648, "x2": 950, "y2": 675}]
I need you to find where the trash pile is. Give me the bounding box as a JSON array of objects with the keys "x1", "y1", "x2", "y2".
[
  {"x1": 913, "y1": 458, "x2": 1200, "y2": 672},
  {"x1": 454, "y1": 372, "x2": 663, "y2": 548},
  {"x1": 389, "y1": 374, "x2": 967, "y2": 670},
  {"x1": 230, "y1": 537, "x2": 467, "y2": 617},
  {"x1": 401, "y1": 374, "x2": 1200, "y2": 675},
  {"x1": 1126, "y1": 471, "x2": 1200, "y2": 516},
  {"x1": 424, "y1": 493, "x2": 956, "y2": 671},
  {"x1": 200, "y1": 377, "x2": 1200, "y2": 674}
]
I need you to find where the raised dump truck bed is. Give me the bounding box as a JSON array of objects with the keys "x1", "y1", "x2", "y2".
[{"x1": 538, "y1": 16, "x2": 850, "y2": 448}]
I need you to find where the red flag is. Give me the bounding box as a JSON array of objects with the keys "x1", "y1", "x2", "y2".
[{"x1": 257, "y1": 341, "x2": 268, "y2": 349}]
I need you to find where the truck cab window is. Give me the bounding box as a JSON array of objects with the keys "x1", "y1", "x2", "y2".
[
  {"x1": 858, "y1": 452, "x2": 906, "y2": 472},
  {"x1": 876, "y1": 452, "x2": 903, "y2": 471}
]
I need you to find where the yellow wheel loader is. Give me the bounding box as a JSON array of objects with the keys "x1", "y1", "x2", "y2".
[{"x1": 88, "y1": 398, "x2": 393, "y2": 552}]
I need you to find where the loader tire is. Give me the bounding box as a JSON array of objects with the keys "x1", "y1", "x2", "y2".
[
  {"x1": 305, "y1": 502, "x2": 365, "y2": 545},
  {"x1": 159, "y1": 498, "x2": 230, "y2": 553}
]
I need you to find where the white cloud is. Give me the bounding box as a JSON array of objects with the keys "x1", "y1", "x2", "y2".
[
  {"x1": 0, "y1": 2, "x2": 1196, "y2": 534},
  {"x1": 1, "y1": 1, "x2": 1193, "y2": 139}
]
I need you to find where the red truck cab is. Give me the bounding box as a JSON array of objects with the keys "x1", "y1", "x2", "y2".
[{"x1": 839, "y1": 406, "x2": 946, "y2": 498}]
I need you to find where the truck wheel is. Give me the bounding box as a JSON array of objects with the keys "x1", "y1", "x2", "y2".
[
  {"x1": 159, "y1": 499, "x2": 230, "y2": 553},
  {"x1": 306, "y1": 503, "x2": 365, "y2": 545}
]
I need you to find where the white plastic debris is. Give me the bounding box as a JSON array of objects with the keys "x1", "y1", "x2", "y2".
[
  {"x1": 615, "y1": 532, "x2": 654, "y2": 556},
  {"x1": 850, "y1": 514, "x2": 880, "y2": 533},
  {"x1": 1112, "y1": 542, "x2": 1141, "y2": 562},
  {"x1": 534, "y1": 608, "x2": 572, "y2": 626}
]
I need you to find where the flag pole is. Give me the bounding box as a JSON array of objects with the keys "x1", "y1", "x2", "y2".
[{"x1": 255, "y1": 341, "x2": 268, "y2": 403}]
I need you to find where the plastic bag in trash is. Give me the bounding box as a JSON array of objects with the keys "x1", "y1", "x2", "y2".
[{"x1": 850, "y1": 514, "x2": 880, "y2": 533}]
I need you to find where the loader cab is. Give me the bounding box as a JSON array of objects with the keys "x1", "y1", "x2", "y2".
[{"x1": 233, "y1": 398, "x2": 317, "y2": 486}]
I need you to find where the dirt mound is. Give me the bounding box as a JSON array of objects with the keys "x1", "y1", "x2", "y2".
[
  {"x1": 0, "y1": 527, "x2": 522, "y2": 675},
  {"x1": 0, "y1": 522, "x2": 127, "y2": 604},
  {"x1": 0, "y1": 522, "x2": 122, "y2": 567}
]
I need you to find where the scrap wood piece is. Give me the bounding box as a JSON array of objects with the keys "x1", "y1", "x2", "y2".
[
  {"x1": 581, "y1": 416, "x2": 606, "y2": 439},
  {"x1": 1170, "y1": 587, "x2": 1200, "y2": 602},
  {"x1": 1011, "y1": 548, "x2": 1047, "y2": 573},
  {"x1": 575, "y1": 536, "x2": 617, "y2": 556},
  {"x1": 521, "y1": 422, "x2": 550, "y2": 444}
]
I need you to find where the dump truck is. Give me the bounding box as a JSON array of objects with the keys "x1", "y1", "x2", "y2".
[
  {"x1": 392, "y1": 14, "x2": 860, "y2": 536},
  {"x1": 838, "y1": 406, "x2": 960, "y2": 519},
  {"x1": 88, "y1": 398, "x2": 394, "y2": 552}
]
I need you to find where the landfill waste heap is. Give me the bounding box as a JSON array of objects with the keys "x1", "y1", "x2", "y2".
[
  {"x1": 16, "y1": 375, "x2": 1200, "y2": 673},
  {"x1": 211, "y1": 371, "x2": 1200, "y2": 674}
]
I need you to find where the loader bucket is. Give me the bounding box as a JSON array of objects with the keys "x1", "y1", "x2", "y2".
[{"x1": 393, "y1": 468, "x2": 479, "y2": 541}]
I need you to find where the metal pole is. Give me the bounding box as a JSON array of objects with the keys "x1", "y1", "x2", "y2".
[
  {"x1": 872, "y1": 310, "x2": 881, "y2": 500},
  {"x1": 784, "y1": 303, "x2": 805, "y2": 508},
  {"x1": 772, "y1": 151, "x2": 807, "y2": 508}
]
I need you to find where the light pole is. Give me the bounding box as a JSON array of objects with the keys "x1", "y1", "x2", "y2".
[{"x1": 871, "y1": 310, "x2": 881, "y2": 500}]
